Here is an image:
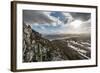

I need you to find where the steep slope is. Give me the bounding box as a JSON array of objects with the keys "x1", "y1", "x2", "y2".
[{"x1": 23, "y1": 23, "x2": 63, "y2": 62}]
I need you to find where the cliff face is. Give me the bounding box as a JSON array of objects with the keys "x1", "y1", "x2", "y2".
[{"x1": 23, "y1": 24, "x2": 63, "y2": 62}]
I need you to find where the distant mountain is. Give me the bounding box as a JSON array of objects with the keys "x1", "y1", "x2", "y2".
[
  {"x1": 23, "y1": 23, "x2": 90, "y2": 62},
  {"x1": 43, "y1": 33, "x2": 90, "y2": 41}
]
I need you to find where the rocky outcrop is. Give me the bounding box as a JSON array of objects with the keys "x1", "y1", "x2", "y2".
[{"x1": 23, "y1": 23, "x2": 63, "y2": 62}]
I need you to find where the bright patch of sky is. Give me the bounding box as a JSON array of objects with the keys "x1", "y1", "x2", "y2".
[{"x1": 23, "y1": 10, "x2": 91, "y2": 35}]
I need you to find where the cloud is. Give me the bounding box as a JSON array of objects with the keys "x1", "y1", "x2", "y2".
[
  {"x1": 80, "y1": 19, "x2": 91, "y2": 33},
  {"x1": 59, "y1": 13, "x2": 91, "y2": 34},
  {"x1": 70, "y1": 13, "x2": 91, "y2": 21},
  {"x1": 82, "y1": 18, "x2": 91, "y2": 27},
  {"x1": 62, "y1": 12, "x2": 74, "y2": 24},
  {"x1": 23, "y1": 10, "x2": 63, "y2": 27},
  {"x1": 33, "y1": 23, "x2": 39, "y2": 26},
  {"x1": 23, "y1": 10, "x2": 54, "y2": 26},
  {"x1": 56, "y1": 18, "x2": 91, "y2": 34},
  {"x1": 43, "y1": 12, "x2": 63, "y2": 27},
  {"x1": 40, "y1": 26, "x2": 46, "y2": 30}
]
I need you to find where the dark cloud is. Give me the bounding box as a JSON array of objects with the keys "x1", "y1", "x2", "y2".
[
  {"x1": 81, "y1": 19, "x2": 91, "y2": 28},
  {"x1": 23, "y1": 10, "x2": 53, "y2": 24},
  {"x1": 70, "y1": 13, "x2": 91, "y2": 21}
]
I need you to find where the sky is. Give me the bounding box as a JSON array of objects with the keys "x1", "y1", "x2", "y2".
[{"x1": 23, "y1": 10, "x2": 91, "y2": 35}]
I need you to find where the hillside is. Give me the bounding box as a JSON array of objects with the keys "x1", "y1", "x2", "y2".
[{"x1": 23, "y1": 23, "x2": 90, "y2": 62}]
